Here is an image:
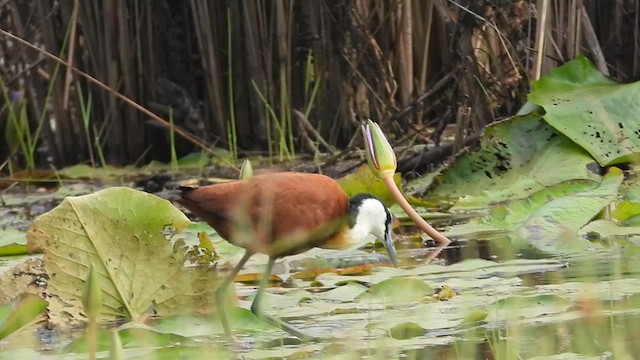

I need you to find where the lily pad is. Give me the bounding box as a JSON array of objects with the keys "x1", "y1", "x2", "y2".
[
  {"x1": 358, "y1": 278, "x2": 433, "y2": 304},
  {"x1": 529, "y1": 56, "x2": 640, "y2": 166},
  {"x1": 388, "y1": 322, "x2": 427, "y2": 339},
  {"x1": 421, "y1": 113, "x2": 600, "y2": 207},
  {"x1": 0, "y1": 228, "x2": 27, "y2": 256},
  {"x1": 444, "y1": 168, "x2": 622, "y2": 253},
  {"x1": 148, "y1": 309, "x2": 269, "y2": 337},
  {"x1": 579, "y1": 220, "x2": 640, "y2": 239},
  {"x1": 25, "y1": 187, "x2": 223, "y2": 327},
  {"x1": 487, "y1": 294, "x2": 574, "y2": 321},
  {"x1": 63, "y1": 326, "x2": 194, "y2": 353}
]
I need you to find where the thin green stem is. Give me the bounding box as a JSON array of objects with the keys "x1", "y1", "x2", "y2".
[{"x1": 168, "y1": 108, "x2": 178, "y2": 172}]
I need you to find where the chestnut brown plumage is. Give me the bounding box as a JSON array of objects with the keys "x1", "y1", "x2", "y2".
[{"x1": 177, "y1": 172, "x2": 397, "y2": 341}]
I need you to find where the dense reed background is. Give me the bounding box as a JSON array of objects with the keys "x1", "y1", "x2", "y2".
[{"x1": 1, "y1": 0, "x2": 638, "y2": 169}]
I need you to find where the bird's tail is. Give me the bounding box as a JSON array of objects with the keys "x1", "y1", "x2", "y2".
[{"x1": 177, "y1": 186, "x2": 196, "y2": 198}]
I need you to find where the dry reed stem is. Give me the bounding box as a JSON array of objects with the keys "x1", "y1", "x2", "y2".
[{"x1": 0, "y1": 29, "x2": 238, "y2": 170}]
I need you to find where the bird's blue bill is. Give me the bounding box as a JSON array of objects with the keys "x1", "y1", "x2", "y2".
[{"x1": 383, "y1": 225, "x2": 398, "y2": 267}]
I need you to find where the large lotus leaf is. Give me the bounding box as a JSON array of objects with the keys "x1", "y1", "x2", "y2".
[
  {"x1": 420, "y1": 113, "x2": 600, "y2": 207},
  {"x1": 26, "y1": 187, "x2": 221, "y2": 327},
  {"x1": 444, "y1": 167, "x2": 622, "y2": 252},
  {"x1": 529, "y1": 56, "x2": 640, "y2": 166}
]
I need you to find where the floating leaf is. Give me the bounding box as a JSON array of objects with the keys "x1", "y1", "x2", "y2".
[
  {"x1": 515, "y1": 167, "x2": 622, "y2": 252},
  {"x1": 128, "y1": 345, "x2": 232, "y2": 360},
  {"x1": 150, "y1": 309, "x2": 270, "y2": 336},
  {"x1": 0, "y1": 228, "x2": 27, "y2": 256},
  {"x1": 611, "y1": 199, "x2": 640, "y2": 223},
  {"x1": 488, "y1": 295, "x2": 573, "y2": 321},
  {"x1": 388, "y1": 322, "x2": 426, "y2": 339},
  {"x1": 63, "y1": 326, "x2": 194, "y2": 353},
  {"x1": 422, "y1": 113, "x2": 600, "y2": 207},
  {"x1": 26, "y1": 187, "x2": 223, "y2": 327},
  {"x1": 317, "y1": 282, "x2": 369, "y2": 302},
  {"x1": 358, "y1": 278, "x2": 433, "y2": 304},
  {"x1": 579, "y1": 220, "x2": 640, "y2": 239},
  {"x1": 445, "y1": 168, "x2": 622, "y2": 253},
  {"x1": 58, "y1": 164, "x2": 141, "y2": 180},
  {"x1": 529, "y1": 56, "x2": 640, "y2": 166},
  {"x1": 461, "y1": 309, "x2": 488, "y2": 324}
]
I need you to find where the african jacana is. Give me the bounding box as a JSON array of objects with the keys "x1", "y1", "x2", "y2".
[{"x1": 177, "y1": 172, "x2": 398, "y2": 341}]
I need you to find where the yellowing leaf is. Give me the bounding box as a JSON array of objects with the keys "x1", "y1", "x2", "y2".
[
  {"x1": 26, "y1": 187, "x2": 222, "y2": 328},
  {"x1": 234, "y1": 273, "x2": 282, "y2": 284}
]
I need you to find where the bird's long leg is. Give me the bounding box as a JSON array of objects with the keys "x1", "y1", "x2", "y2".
[
  {"x1": 216, "y1": 250, "x2": 253, "y2": 339},
  {"x1": 250, "y1": 257, "x2": 319, "y2": 342}
]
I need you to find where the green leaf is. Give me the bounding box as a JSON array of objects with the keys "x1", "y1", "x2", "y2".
[
  {"x1": 445, "y1": 168, "x2": 622, "y2": 253},
  {"x1": 579, "y1": 219, "x2": 640, "y2": 239},
  {"x1": 0, "y1": 228, "x2": 27, "y2": 256},
  {"x1": 337, "y1": 165, "x2": 402, "y2": 207},
  {"x1": 149, "y1": 309, "x2": 269, "y2": 336},
  {"x1": 611, "y1": 182, "x2": 640, "y2": 223},
  {"x1": 388, "y1": 322, "x2": 426, "y2": 339},
  {"x1": 515, "y1": 167, "x2": 622, "y2": 252},
  {"x1": 488, "y1": 295, "x2": 573, "y2": 321},
  {"x1": 358, "y1": 278, "x2": 433, "y2": 304},
  {"x1": 422, "y1": 113, "x2": 600, "y2": 207},
  {"x1": 63, "y1": 326, "x2": 194, "y2": 353},
  {"x1": 26, "y1": 187, "x2": 222, "y2": 327},
  {"x1": 58, "y1": 164, "x2": 141, "y2": 180},
  {"x1": 317, "y1": 282, "x2": 369, "y2": 302},
  {"x1": 0, "y1": 293, "x2": 47, "y2": 340},
  {"x1": 529, "y1": 56, "x2": 640, "y2": 166},
  {"x1": 461, "y1": 309, "x2": 488, "y2": 324}
]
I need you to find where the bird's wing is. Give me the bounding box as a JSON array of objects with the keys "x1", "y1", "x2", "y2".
[{"x1": 247, "y1": 174, "x2": 348, "y2": 254}]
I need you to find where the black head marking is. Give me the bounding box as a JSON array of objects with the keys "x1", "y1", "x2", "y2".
[
  {"x1": 383, "y1": 206, "x2": 392, "y2": 239},
  {"x1": 347, "y1": 193, "x2": 392, "y2": 228}
]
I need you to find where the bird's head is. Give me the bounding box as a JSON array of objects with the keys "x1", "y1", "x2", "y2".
[{"x1": 348, "y1": 194, "x2": 398, "y2": 267}]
